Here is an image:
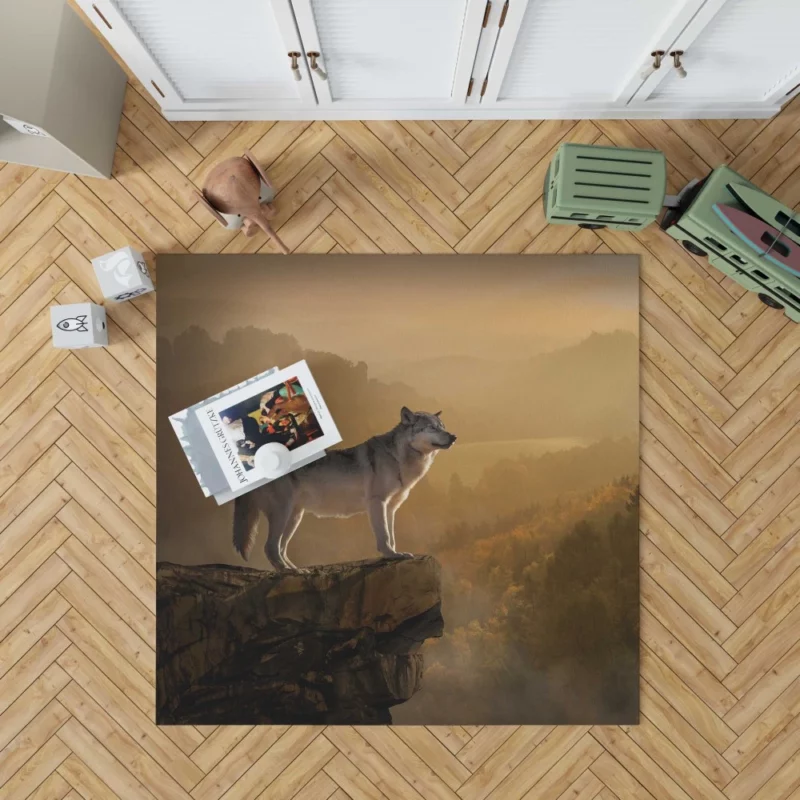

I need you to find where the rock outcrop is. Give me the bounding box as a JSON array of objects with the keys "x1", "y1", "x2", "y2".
[{"x1": 156, "y1": 556, "x2": 443, "y2": 724}]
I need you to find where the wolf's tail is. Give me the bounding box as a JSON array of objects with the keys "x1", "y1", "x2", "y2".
[{"x1": 233, "y1": 492, "x2": 259, "y2": 560}]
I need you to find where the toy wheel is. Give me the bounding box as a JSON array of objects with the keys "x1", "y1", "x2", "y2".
[
  {"x1": 578, "y1": 223, "x2": 606, "y2": 230},
  {"x1": 758, "y1": 293, "x2": 785, "y2": 310},
  {"x1": 682, "y1": 240, "x2": 707, "y2": 257}
]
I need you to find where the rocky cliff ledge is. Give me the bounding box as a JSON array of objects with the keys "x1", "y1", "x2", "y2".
[{"x1": 156, "y1": 556, "x2": 443, "y2": 725}]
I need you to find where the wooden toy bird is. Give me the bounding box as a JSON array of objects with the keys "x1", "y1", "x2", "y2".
[{"x1": 195, "y1": 149, "x2": 289, "y2": 254}]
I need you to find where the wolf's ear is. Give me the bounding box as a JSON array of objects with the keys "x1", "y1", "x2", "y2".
[
  {"x1": 401, "y1": 406, "x2": 415, "y2": 425},
  {"x1": 434, "y1": 410, "x2": 442, "y2": 417}
]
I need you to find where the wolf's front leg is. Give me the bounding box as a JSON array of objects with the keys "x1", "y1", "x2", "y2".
[
  {"x1": 387, "y1": 502, "x2": 412, "y2": 558},
  {"x1": 368, "y1": 498, "x2": 411, "y2": 559}
]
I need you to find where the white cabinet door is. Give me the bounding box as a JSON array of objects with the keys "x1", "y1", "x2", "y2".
[
  {"x1": 290, "y1": 0, "x2": 486, "y2": 109},
  {"x1": 632, "y1": 0, "x2": 800, "y2": 110},
  {"x1": 75, "y1": 0, "x2": 316, "y2": 113},
  {"x1": 480, "y1": 0, "x2": 707, "y2": 111}
]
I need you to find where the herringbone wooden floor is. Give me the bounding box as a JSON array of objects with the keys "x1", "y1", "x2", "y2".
[{"x1": 2, "y1": 69, "x2": 800, "y2": 799}]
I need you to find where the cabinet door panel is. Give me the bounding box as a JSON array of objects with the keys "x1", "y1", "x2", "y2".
[
  {"x1": 645, "y1": 0, "x2": 800, "y2": 104},
  {"x1": 483, "y1": 0, "x2": 705, "y2": 108},
  {"x1": 77, "y1": 0, "x2": 315, "y2": 110},
  {"x1": 292, "y1": 0, "x2": 485, "y2": 107},
  {"x1": 490, "y1": 0, "x2": 697, "y2": 104}
]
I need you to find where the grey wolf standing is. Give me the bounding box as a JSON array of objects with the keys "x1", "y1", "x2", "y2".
[{"x1": 233, "y1": 407, "x2": 456, "y2": 570}]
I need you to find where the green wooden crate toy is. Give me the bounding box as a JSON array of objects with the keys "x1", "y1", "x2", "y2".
[{"x1": 543, "y1": 143, "x2": 666, "y2": 231}]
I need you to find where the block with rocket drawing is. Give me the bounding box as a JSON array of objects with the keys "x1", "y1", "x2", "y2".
[{"x1": 50, "y1": 302, "x2": 107, "y2": 349}]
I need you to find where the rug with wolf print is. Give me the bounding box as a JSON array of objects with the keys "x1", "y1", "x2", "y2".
[{"x1": 156, "y1": 255, "x2": 640, "y2": 725}]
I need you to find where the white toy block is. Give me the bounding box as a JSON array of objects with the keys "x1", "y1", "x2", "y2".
[
  {"x1": 50, "y1": 303, "x2": 107, "y2": 349},
  {"x1": 91, "y1": 246, "x2": 154, "y2": 302}
]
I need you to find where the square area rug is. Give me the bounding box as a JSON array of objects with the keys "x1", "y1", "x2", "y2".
[{"x1": 156, "y1": 254, "x2": 640, "y2": 725}]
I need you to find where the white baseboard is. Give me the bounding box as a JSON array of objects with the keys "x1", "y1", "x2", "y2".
[{"x1": 163, "y1": 104, "x2": 780, "y2": 122}]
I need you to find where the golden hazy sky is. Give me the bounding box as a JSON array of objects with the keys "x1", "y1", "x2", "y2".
[{"x1": 158, "y1": 254, "x2": 638, "y2": 364}]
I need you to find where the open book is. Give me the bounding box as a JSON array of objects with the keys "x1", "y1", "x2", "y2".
[{"x1": 169, "y1": 360, "x2": 341, "y2": 504}]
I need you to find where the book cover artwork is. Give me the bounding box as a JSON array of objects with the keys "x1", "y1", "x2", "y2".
[{"x1": 171, "y1": 360, "x2": 340, "y2": 501}]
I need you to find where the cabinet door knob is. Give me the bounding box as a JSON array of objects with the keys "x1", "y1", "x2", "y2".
[
  {"x1": 640, "y1": 51, "x2": 665, "y2": 81},
  {"x1": 288, "y1": 52, "x2": 302, "y2": 81},
  {"x1": 307, "y1": 52, "x2": 328, "y2": 81},
  {"x1": 670, "y1": 50, "x2": 687, "y2": 79}
]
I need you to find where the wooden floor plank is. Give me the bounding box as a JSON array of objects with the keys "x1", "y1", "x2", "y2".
[
  {"x1": 0, "y1": 228, "x2": 68, "y2": 316},
  {"x1": 457, "y1": 727, "x2": 551, "y2": 800},
  {"x1": 0, "y1": 163, "x2": 37, "y2": 207},
  {"x1": 454, "y1": 119, "x2": 575, "y2": 229},
  {"x1": 55, "y1": 427, "x2": 155, "y2": 539},
  {"x1": 454, "y1": 121, "x2": 506, "y2": 156},
  {"x1": 55, "y1": 392, "x2": 155, "y2": 504},
  {"x1": 0, "y1": 170, "x2": 65, "y2": 245},
  {"x1": 55, "y1": 537, "x2": 153, "y2": 644},
  {"x1": 459, "y1": 121, "x2": 598, "y2": 252},
  {"x1": 723, "y1": 532, "x2": 800, "y2": 624},
  {"x1": 400, "y1": 121, "x2": 469, "y2": 175},
  {"x1": 641, "y1": 320, "x2": 736, "y2": 427},
  {"x1": 364, "y1": 121, "x2": 468, "y2": 210},
  {"x1": 190, "y1": 726, "x2": 289, "y2": 800},
  {"x1": 0, "y1": 265, "x2": 70, "y2": 353},
  {"x1": 640, "y1": 646, "x2": 737, "y2": 752},
  {"x1": 642, "y1": 572, "x2": 738, "y2": 683},
  {"x1": 116, "y1": 116, "x2": 200, "y2": 211},
  {"x1": 56, "y1": 497, "x2": 154, "y2": 605},
  {"x1": 0, "y1": 700, "x2": 70, "y2": 790},
  {"x1": 57, "y1": 645, "x2": 203, "y2": 790},
  {"x1": 0, "y1": 591, "x2": 70, "y2": 685},
  {"x1": 57, "y1": 716, "x2": 159, "y2": 800},
  {"x1": 122, "y1": 85, "x2": 202, "y2": 176},
  {"x1": 642, "y1": 497, "x2": 735, "y2": 607},
  {"x1": 639, "y1": 681, "x2": 737, "y2": 790},
  {"x1": 0, "y1": 482, "x2": 70, "y2": 570},
  {"x1": 329, "y1": 121, "x2": 468, "y2": 246},
  {"x1": 111, "y1": 148, "x2": 202, "y2": 248},
  {"x1": 57, "y1": 681, "x2": 192, "y2": 800},
  {"x1": 640, "y1": 357, "x2": 735, "y2": 463},
  {"x1": 187, "y1": 121, "x2": 237, "y2": 158},
  {"x1": 322, "y1": 138, "x2": 446, "y2": 252},
  {"x1": 641, "y1": 592, "x2": 736, "y2": 716},
  {"x1": 55, "y1": 571, "x2": 154, "y2": 684},
  {"x1": 724, "y1": 568, "x2": 800, "y2": 663},
  {"x1": 262, "y1": 122, "x2": 336, "y2": 189},
  {"x1": 641, "y1": 393, "x2": 735, "y2": 499},
  {"x1": 722, "y1": 676, "x2": 800, "y2": 772},
  {"x1": 0, "y1": 733, "x2": 71, "y2": 800}
]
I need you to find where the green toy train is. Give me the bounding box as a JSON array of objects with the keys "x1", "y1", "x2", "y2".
[
  {"x1": 660, "y1": 166, "x2": 800, "y2": 322},
  {"x1": 544, "y1": 144, "x2": 800, "y2": 322}
]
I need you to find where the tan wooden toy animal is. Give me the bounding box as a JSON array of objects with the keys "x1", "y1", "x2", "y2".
[{"x1": 196, "y1": 150, "x2": 289, "y2": 254}]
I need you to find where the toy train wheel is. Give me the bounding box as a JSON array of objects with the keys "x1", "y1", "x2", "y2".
[
  {"x1": 682, "y1": 240, "x2": 707, "y2": 257},
  {"x1": 578, "y1": 223, "x2": 606, "y2": 230},
  {"x1": 758, "y1": 293, "x2": 785, "y2": 310}
]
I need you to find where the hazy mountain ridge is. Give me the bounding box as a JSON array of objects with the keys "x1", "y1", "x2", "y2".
[{"x1": 370, "y1": 330, "x2": 638, "y2": 441}]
